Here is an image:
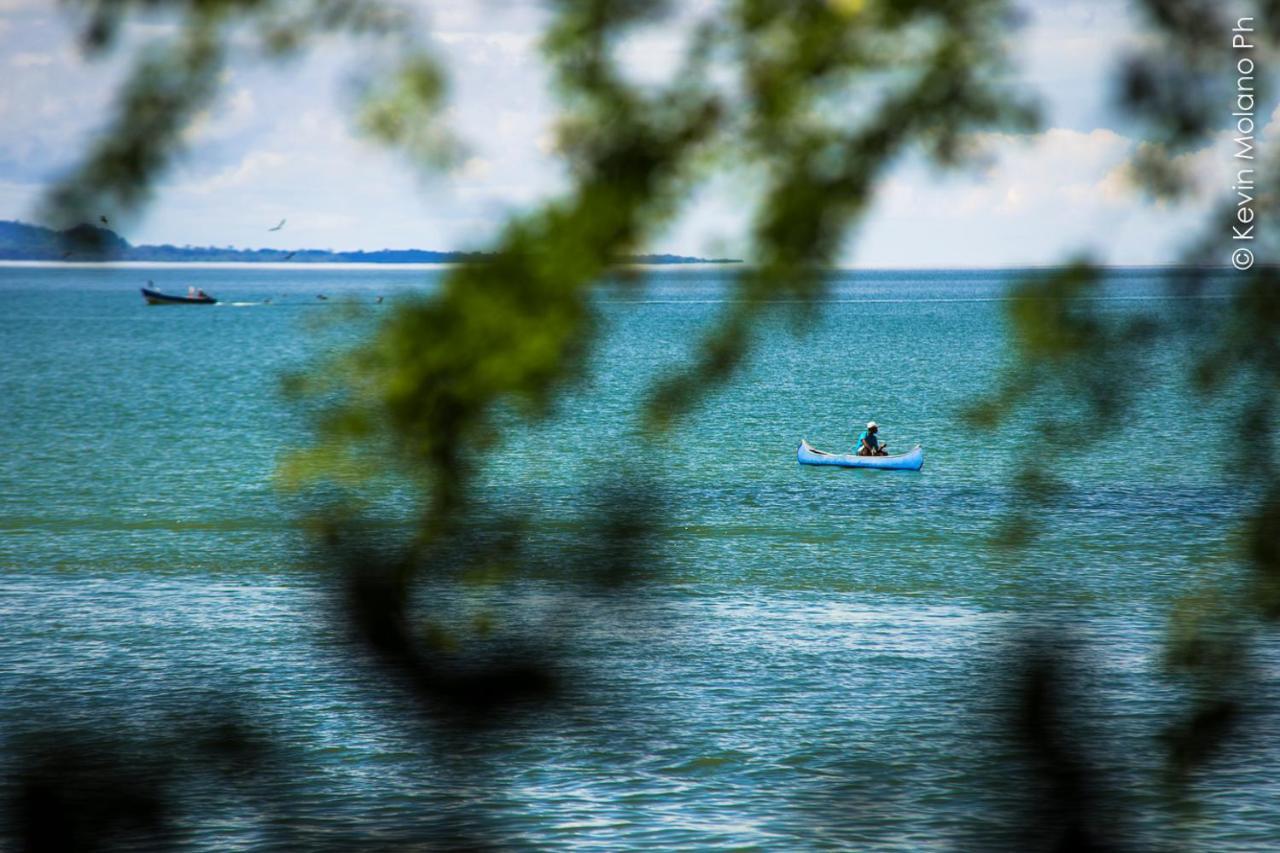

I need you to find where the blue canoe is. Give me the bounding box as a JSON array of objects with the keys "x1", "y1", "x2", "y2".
[
  {"x1": 798, "y1": 438, "x2": 924, "y2": 471},
  {"x1": 141, "y1": 286, "x2": 216, "y2": 305}
]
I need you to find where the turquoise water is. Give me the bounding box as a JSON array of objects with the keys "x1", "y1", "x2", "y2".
[{"x1": 0, "y1": 265, "x2": 1275, "y2": 849}]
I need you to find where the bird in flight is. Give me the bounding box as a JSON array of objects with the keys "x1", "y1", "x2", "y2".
[
  {"x1": 269, "y1": 219, "x2": 286, "y2": 231},
  {"x1": 283, "y1": 251, "x2": 296, "y2": 261},
  {"x1": 99, "y1": 215, "x2": 109, "y2": 225}
]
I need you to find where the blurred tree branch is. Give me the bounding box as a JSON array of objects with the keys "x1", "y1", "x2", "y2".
[
  {"x1": 965, "y1": 0, "x2": 1280, "y2": 791},
  {"x1": 31, "y1": 0, "x2": 1280, "y2": 846}
]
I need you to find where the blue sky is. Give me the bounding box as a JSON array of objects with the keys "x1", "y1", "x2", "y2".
[{"x1": 0, "y1": 0, "x2": 1264, "y2": 265}]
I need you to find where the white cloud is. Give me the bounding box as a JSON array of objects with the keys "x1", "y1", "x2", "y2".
[
  {"x1": 182, "y1": 86, "x2": 257, "y2": 144},
  {"x1": 615, "y1": 32, "x2": 687, "y2": 87},
  {"x1": 419, "y1": 0, "x2": 548, "y2": 35},
  {"x1": 871, "y1": 128, "x2": 1137, "y2": 224},
  {"x1": 185, "y1": 150, "x2": 288, "y2": 195},
  {"x1": 457, "y1": 156, "x2": 492, "y2": 181},
  {"x1": 844, "y1": 121, "x2": 1242, "y2": 266},
  {"x1": 535, "y1": 130, "x2": 557, "y2": 156},
  {"x1": 10, "y1": 51, "x2": 53, "y2": 67},
  {"x1": 0, "y1": 0, "x2": 1250, "y2": 266},
  {"x1": 433, "y1": 31, "x2": 537, "y2": 57}
]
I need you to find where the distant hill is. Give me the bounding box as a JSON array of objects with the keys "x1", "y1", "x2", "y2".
[
  {"x1": 0, "y1": 220, "x2": 132, "y2": 259},
  {"x1": 0, "y1": 220, "x2": 741, "y2": 265}
]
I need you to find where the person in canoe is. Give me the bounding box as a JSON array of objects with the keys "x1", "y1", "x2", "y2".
[{"x1": 856, "y1": 421, "x2": 888, "y2": 456}]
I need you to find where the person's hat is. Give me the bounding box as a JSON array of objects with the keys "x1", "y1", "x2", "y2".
[{"x1": 867, "y1": 421, "x2": 878, "y2": 429}]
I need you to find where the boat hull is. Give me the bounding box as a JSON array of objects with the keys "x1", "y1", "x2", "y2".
[
  {"x1": 797, "y1": 439, "x2": 924, "y2": 471},
  {"x1": 141, "y1": 287, "x2": 216, "y2": 305}
]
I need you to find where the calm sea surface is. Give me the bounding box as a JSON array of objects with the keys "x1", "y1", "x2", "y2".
[{"x1": 0, "y1": 264, "x2": 1276, "y2": 849}]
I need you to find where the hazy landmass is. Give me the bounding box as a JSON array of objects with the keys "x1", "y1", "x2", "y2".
[{"x1": 0, "y1": 220, "x2": 740, "y2": 265}]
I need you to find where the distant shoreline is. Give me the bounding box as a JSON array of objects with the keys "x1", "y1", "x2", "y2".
[
  {"x1": 0, "y1": 260, "x2": 746, "y2": 271},
  {"x1": 0, "y1": 222, "x2": 1253, "y2": 272},
  {"x1": 0, "y1": 219, "x2": 742, "y2": 266},
  {"x1": 0, "y1": 260, "x2": 1248, "y2": 272}
]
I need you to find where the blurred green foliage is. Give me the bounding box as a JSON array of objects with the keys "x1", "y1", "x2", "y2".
[
  {"x1": 47, "y1": 0, "x2": 1033, "y2": 519},
  {"x1": 964, "y1": 0, "x2": 1280, "y2": 788},
  {"x1": 38, "y1": 0, "x2": 1280, "y2": 837}
]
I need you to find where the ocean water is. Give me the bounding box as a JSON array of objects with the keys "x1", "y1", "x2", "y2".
[{"x1": 0, "y1": 264, "x2": 1275, "y2": 849}]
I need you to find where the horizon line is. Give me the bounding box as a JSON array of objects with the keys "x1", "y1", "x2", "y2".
[{"x1": 0, "y1": 260, "x2": 1250, "y2": 272}]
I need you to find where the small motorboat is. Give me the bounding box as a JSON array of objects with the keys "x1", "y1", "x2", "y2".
[
  {"x1": 141, "y1": 286, "x2": 216, "y2": 305},
  {"x1": 797, "y1": 438, "x2": 924, "y2": 471}
]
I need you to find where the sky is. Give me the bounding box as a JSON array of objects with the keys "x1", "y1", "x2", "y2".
[{"x1": 0, "y1": 0, "x2": 1269, "y2": 266}]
